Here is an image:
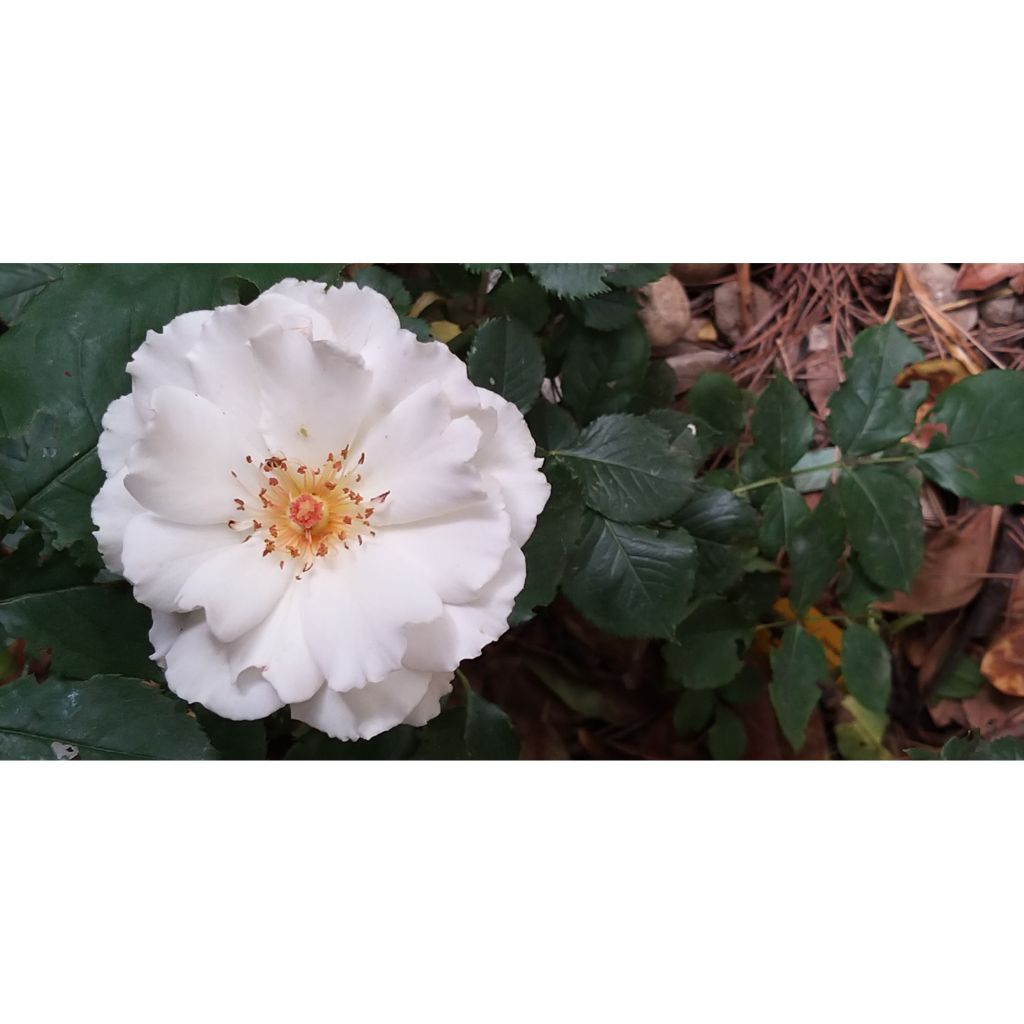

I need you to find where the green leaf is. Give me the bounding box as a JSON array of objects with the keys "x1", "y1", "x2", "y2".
[
  {"x1": 916, "y1": 370, "x2": 1024, "y2": 504},
  {"x1": 511, "y1": 466, "x2": 585, "y2": 624},
  {"x1": 673, "y1": 689, "x2": 715, "y2": 735},
  {"x1": 603, "y1": 264, "x2": 670, "y2": 288},
  {"x1": 527, "y1": 263, "x2": 609, "y2": 298},
  {"x1": 837, "y1": 556, "x2": 892, "y2": 616},
  {"x1": 672, "y1": 485, "x2": 758, "y2": 594},
  {"x1": 827, "y1": 322, "x2": 927, "y2": 456},
  {"x1": 751, "y1": 375, "x2": 814, "y2": 473},
  {"x1": 413, "y1": 707, "x2": 471, "y2": 760},
  {"x1": 932, "y1": 657, "x2": 985, "y2": 701},
  {"x1": 352, "y1": 265, "x2": 411, "y2": 314},
  {"x1": 759, "y1": 485, "x2": 809, "y2": 558},
  {"x1": 708, "y1": 705, "x2": 747, "y2": 759},
  {"x1": 731, "y1": 572, "x2": 782, "y2": 621},
  {"x1": 646, "y1": 408, "x2": 711, "y2": 462},
  {"x1": 19, "y1": 447, "x2": 103, "y2": 554},
  {"x1": 840, "y1": 623, "x2": 891, "y2": 712},
  {"x1": 687, "y1": 372, "x2": 746, "y2": 448},
  {"x1": 629, "y1": 360, "x2": 678, "y2": 413},
  {"x1": 553, "y1": 414, "x2": 694, "y2": 523},
  {"x1": 0, "y1": 263, "x2": 63, "y2": 324},
  {"x1": 525, "y1": 399, "x2": 579, "y2": 452},
  {"x1": 838, "y1": 464, "x2": 923, "y2": 592},
  {"x1": 464, "y1": 688, "x2": 520, "y2": 759},
  {"x1": 229, "y1": 264, "x2": 343, "y2": 291},
  {"x1": 286, "y1": 725, "x2": 419, "y2": 760},
  {"x1": 769, "y1": 623, "x2": 827, "y2": 752},
  {"x1": 563, "y1": 514, "x2": 697, "y2": 638},
  {"x1": 788, "y1": 487, "x2": 846, "y2": 614},
  {"x1": 673, "y1": 485, "x2": 757, "y2": 542},
  {"x1": 929, "y1": 735, "x2": 1024, "y2": 761},
  {"x1": 570, "y1": 290, "x2": 638, "y2": 331},
  {"x1": 487, "y1": 275, "x2": 551, "y2": 331},
  {"x1": 664, "y1": 599, "x2": 754, "y2": 690},
  {"x1": 835, "y1": 696, "x2": 890, "y2": 760},
  {"x1": 0, "y1": 582, "x2": 156, "y2": 680},
  {"x1": 467, "y1": 317, "x2": 546, "y2": 413},
  {"x1": 0, "y1": 264, "x2": 324, "y2": 539},
  {"x1": 719, "y1": 666, "x2": 764, "y2": 705},
  {"x1": 194, "y1": 708, "x2": 267, "y2": 760},
  {"x1": 560, "y1": 322, "x2": 650, "y2": 422},
  {"x1": 790, "y1": 447, "x2": 841, "y2": 494},
  {"x1": 400, "y1": 316, "x2": 431, "y2": 342},
  {"x1": 0, "y1": 533, "x2": 93, "y2": 602},
  {"x1": 463, "y1": 263, "x2": 512, "y2": 275},
  {"x1": 0, "y1": 675, "x2": 216, "y2": 760}
]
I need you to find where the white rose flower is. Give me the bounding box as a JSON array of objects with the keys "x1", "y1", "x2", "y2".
[{"x1": 91, "y1": 279, "x2": 549, "y2": 740}]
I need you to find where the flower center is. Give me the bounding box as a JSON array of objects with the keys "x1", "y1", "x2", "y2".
[
  {"x1": 288, "y1": 493, "x2": 325, "y2": 530},
  {"x1": 228, "y1": 446, "x2": 390, "y2": 578}
]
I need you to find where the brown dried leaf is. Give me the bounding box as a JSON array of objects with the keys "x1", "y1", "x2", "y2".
[
  {"x1": 894, "y1": 357, "x2": 971, "y2": 399},
  {"x1": 953, "y1": 263, "x2": 1024, "y2": 292},
  {"x1": 982, "y1": 574, "x2": 1024, "y2": 697},
  {"x1": 878, "y1": 506, "x2": 1002, "y2": 614},
  {"x1": 803, "y1": 322, "x2": 841, "y2": 417}
]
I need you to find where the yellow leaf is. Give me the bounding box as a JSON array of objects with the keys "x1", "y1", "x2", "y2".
[
  {"x1": 772, "y1": 597, "x2": 843, "y2": 668},
  {"x1": 409, "y1": 290, "x2": 443, "y2": 319},
  {"x1": 429, "y1": 320, "x2": 462, "y2": 344}
]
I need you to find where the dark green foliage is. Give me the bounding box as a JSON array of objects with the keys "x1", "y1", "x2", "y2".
[{"x1": 0, "y1": 267, "x2": 1017, "y2": 761}]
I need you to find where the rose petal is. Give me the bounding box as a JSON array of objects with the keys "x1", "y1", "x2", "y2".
[
  {"x1": 291, "y1": 668, "x2": 434, "y2": 741},
  {"x1": 127, "y1": 309, "x2": 209, "y2": 417},
  {"x1": 303, "y1": 542, "x2": 443, "y2": 692},
  {"x1": 356, "y1": 384, "x2": 486, "y2": 524},
  {"x1": 401, "y1": 672, "x2": 454, "y2": 727},
  {"x1": 91, "y1": 468, "x2": 144, "y2": 574},
  {"x1": 402, "y1": 548, "x2": 526, "y2": 672},
  {"x1": 227, "y1": 586, "x2": 323, "y2": 704},
  {"x1": 155, "y1": 611, "x2": 286, "y2": 720},
  {"x1": 250, "y1": 323, "x2": 371, "y2": 464},
  {"x1": 120, "y1": 513, "x2": 238, "y2": 612},
  {"x1": 174, "y1": 536, "x2": 294, "y2": 643},
  {"x1": 97, "y1": 394, "x2": 145, "y2": 475},
  {"x1": 124, "y1": 386, "x2": 265, "y2": 524},
  {"x1": 472, "y1": 389, "x2": 549, "y2": 546},
  {"x1": 373, "y1": 499, "x2": 511, "y2": 605}
]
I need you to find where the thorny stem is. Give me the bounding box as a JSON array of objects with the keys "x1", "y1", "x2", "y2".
[{"x1": 731, "y1": 453, "x2": 914, "y2": 496}]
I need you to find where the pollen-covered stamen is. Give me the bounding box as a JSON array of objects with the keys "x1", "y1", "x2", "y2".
[{"x1": 228, "y1": 448, "x2": 385, "y2": 575}]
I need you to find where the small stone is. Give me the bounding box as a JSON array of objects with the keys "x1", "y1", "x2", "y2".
[
  {"x1": 665, "y1": 348, "x2": 730, "y2": 392},
  {"x1": 637, "y1": 274, "x2": 692, "y2": 349},
  {"x1": 979, "y1": 295, "x2": 1024, "y2": 327},
  {"x1": 713, "y1": 281, "x2": 772, "y2": 344},
  {"x1": 671, "y1": 263, "x2": 734, "y2": 285},
  {"x1": 897, "y1": 263, "x2": 978, "y2": 331}
]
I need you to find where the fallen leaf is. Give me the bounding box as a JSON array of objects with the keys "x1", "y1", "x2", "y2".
[
  {"x1": 982, "y1": 573, "x2": 1024, "y2": 697},
  {"x1": 878, "y1": 506, "x2": 1002, "y2": 614},
  {"x1": 428, "y1": 320, "x2": 461, "y2": 343},
  {"x1": 771, "y1": 597, "x2": 842, "y2": 668},
  {"x1": 803, "y1": 322, "x2": 841, "y2": 417},
  {"x1": 953, "y1": 263, "x2": 1024, "y2": 292},
  {"x1": 409, "y1": 290, "x2": 444, "y2": 318},
  {"x1": 895, "y1": 357, "x2": 971, "y2": 400}
]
